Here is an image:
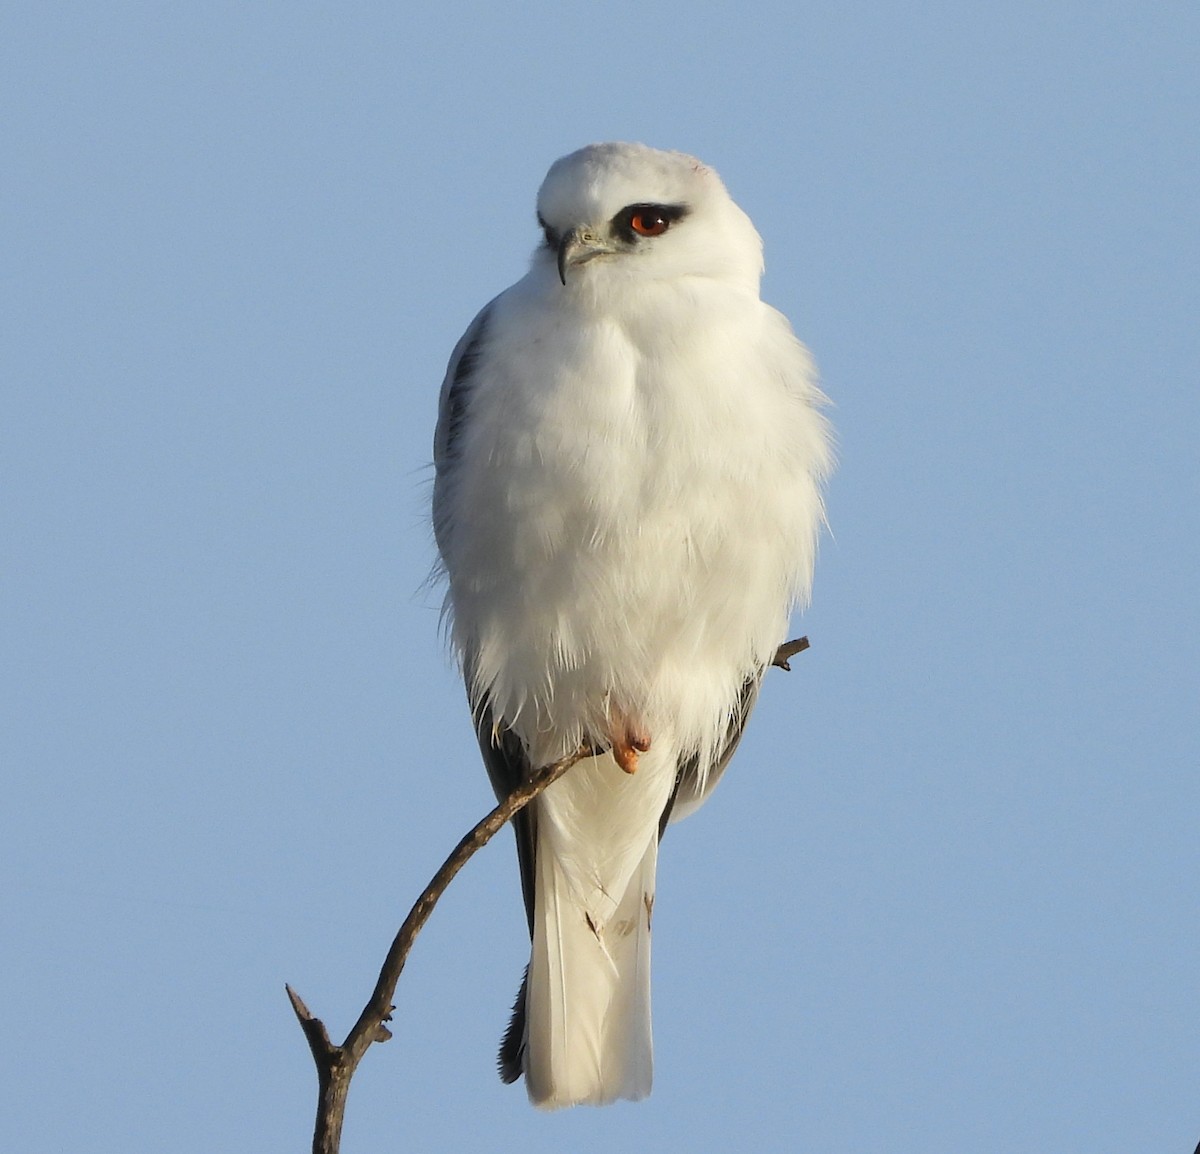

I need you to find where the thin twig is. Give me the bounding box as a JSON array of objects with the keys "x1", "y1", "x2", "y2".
[
  {"x1": 288, "y1": 636, "x2": 810, "y2": 1152},
  {"x1": 772, "y1": 635, "x2": 809, "y2": 671},
  {"x1": 287, "y1": 745, "x2": 589, "y2": 1154}
]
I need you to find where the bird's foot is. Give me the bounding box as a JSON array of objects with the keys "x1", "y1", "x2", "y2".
[{"x1": 611, "y1": 726, "x2": 651, "y2": 774}]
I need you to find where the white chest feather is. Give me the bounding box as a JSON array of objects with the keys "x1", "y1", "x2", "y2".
[{"x1": 439, "y1": 272, "x2": 829, "y2": 774}]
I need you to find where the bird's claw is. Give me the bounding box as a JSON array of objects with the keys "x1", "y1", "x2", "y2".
[{"x1": 611, "y1": 727, "x2": 651, "y2": 774}]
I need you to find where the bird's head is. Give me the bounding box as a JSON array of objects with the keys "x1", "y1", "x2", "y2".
[{"x1": 533, "y1": 142, "x2": 764, "y2": 292}]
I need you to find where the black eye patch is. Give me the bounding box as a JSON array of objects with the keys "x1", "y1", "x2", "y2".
[
  {"x1": 612, "y1": 203, "x2": 690, "y2": 244},
  {"x1": 537, "y1": 213, "x2": 560, "y2": 249}
]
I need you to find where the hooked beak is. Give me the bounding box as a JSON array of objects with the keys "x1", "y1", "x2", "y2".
[{"x1": 556, "y1": 227, "x2": 613, "y2": 285}]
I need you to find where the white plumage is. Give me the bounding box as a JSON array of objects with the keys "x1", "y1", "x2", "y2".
[{"x1": 432, "y1": 142, "x2": 832, "y2": 1108}]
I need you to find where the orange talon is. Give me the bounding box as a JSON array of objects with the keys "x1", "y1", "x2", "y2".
[
  {"x1": 613, "y1": 740, "x2": 640, "y2": 774},
  {"x1": 611, "y1": 723, "x2": 651, "y2": 775}
]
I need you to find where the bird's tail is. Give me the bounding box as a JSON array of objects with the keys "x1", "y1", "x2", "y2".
[{"x1": 518, "y1": 832, "x2": 657, "y2": 1108}]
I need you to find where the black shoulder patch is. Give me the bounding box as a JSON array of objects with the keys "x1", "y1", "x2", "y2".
[{"x1": 441, "y1": 307, "x2": 490, "y2": 462}]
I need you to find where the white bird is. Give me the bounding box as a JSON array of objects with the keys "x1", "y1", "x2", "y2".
[{"x1": 432, "y1": 142, "x2": 832, "y2": 1109}]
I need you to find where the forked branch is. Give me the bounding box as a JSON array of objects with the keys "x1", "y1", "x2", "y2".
[{"x1": 286, "y1": 745, "x2": 588, "y2": 1153}]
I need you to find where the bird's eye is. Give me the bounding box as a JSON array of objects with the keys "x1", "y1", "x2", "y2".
[
  {"x1": 629, "y1": 210, "x2": 669, "y2": 237},
  {"x1": 613, "y1": 203, "x2": 688, "y2": 245}
]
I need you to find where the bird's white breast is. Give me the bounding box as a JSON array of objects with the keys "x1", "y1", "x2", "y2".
[{"x1": 442, "y1": 271, "x2": 829, "y2": 773}]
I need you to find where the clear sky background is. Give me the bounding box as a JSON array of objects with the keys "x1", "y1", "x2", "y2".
[{"x1": 3, "y1": 3, "x2": 1198, "y2": 1152}]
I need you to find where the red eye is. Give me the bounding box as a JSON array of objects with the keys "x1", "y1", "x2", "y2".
[{"x1": 629, "y1": 210, "x2": 669, "y2": 237}]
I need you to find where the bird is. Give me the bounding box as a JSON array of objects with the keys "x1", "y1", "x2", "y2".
[{"x1": 431, "y1": 142, "x2": 832, "y2": 1109}]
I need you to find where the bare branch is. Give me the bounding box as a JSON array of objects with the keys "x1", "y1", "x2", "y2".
[
  {"x1": 288, "y1": 744, "x2": 590, "y2": 1154},
  {"x1": 772, "y1": 635, "x2": 810, "y2": 671}
]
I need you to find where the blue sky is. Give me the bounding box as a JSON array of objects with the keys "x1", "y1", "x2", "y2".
[{"x1": 3, "y1": 3, "x2": 1198, "y2": 1151}]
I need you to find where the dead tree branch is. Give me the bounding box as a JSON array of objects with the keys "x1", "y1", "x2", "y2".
[
  {"x1": 288, "y1": 637, "x2": 809, "y2": 1153},
  {"x1": 771, "y1": 635, "x2": 809, "y2": 670},
  {"x1": 286, "y1": 746, "x2": 587, "y2": 1153}
]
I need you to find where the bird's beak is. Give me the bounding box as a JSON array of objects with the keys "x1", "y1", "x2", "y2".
[{"x1": 557, "y1": 227, "x2": 613, "y2": 285}]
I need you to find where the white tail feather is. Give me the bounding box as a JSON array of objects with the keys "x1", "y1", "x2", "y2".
[{"x1": 525, "y1": 833, "x2": 657, "y2": 1108}]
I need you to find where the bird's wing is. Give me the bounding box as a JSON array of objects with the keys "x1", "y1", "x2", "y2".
[
  {"x1": 473, "y1": 700, "x2": 538, "y2": 1085},
  {"x1": 433, "y1": 291, "x2": 548, "y2": 931},
  {"x1": 432, "y1": 298, "x2": 496, "y2": 557},
  {"x1": 658, "y1": 671, "x2": 762, "y2": 834},
  {"x1": 473, "y1": 697, "x2": 538, "y2": 934},
  {"x1": 434, "y1": 294, "x2": 541, "y2": 930},
  {"x1": 435, "y1": 300, "x2": 543, "y2": 1083}
]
